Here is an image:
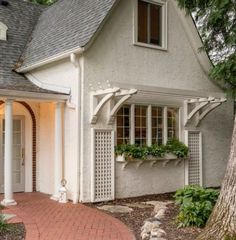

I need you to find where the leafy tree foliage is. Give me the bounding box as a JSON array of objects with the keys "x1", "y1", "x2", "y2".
[
  {"x1": 176, "y1": 1, "x2": 236, "y2": 239},
  {"x1": 176, "y1": 0, "x2": 236, "y2": 96},
  {"x1": 28, "y1": 0, "x2": 56, "y2": 5}
]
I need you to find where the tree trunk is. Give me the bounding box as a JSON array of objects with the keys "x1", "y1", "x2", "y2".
[{"x1": 197, "y1": 116, "x2": 236, "y2": 240}]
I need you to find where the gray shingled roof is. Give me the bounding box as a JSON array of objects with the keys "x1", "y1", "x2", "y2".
[
  {"x1": 0, "y1": 0, "x2": 67, "y2": 94},
  {"x1": 20, "y1": 0, "x2": 117, "y2": 69}
]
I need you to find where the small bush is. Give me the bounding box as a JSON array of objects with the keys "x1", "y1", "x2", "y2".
[
  {"x1": 174, "y1": 185, "x2": 219, "y2": 228},
  {"x1": 0, "y1": 214, "x2": 10, "y2": 232},
  {"x1": 165, "y1": 138, "x2": 189, "y2": 158}
]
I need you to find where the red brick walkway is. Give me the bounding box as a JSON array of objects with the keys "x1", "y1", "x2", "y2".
[{"x1": 1, "y1": 193, "x2": 135, "y2": 240}]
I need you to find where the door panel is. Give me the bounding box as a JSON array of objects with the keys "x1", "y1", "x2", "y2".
[{"x1": 0, "y1": 117, "x2": 25, "y2": 193}]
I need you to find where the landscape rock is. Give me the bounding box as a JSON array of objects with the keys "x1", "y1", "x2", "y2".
[
  {"x1": 156, "y1": 228, "x2": 166, "y2": 237},
  {"x1": 97, "y1": 205, "x2": 133, "y2": 213},
  {"x1": 154, "y1": 209, "x2": 166, "y2": 219},
  {"x1": 141, "y1": 230, "x2": 150, "y2": 239},
  {"x1": 140, "y1": 200, "x2": 171, "y2": 240},
  {"x1": 124, "y1": 202, "x2": 153, "y2": 209},
  {"x1": 144, "y1": 200, "x2": 172, "y2": 207},
  {"x1": 141, "y1": 221, "x2": 154, "y2": 233},
  {"x1": 145, "y1": 217, "x2": 162, "y2": 225}
]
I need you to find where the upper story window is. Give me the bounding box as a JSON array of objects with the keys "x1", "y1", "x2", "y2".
[
  {"x1": 135, "y1": 0, "x2": 167, "y2": 50},
  {"x1": 0, "y1": 22, "x2": 8, "y2": 41},
  {"x1": 116, "y1": 104, "x2": 179, "y2": 146}
]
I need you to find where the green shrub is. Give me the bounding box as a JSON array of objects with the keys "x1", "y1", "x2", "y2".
[
  {"x1": 174, "y1": 185, "x2": 219, "y2": 228},
  {"x1": 148, "y1": 144, "x2": 166, "y2": 158},
  {"x1": 165, "y1": 138, "x2": 189, "y2": 158},
  {"x1": 115, "y1": 144, "x2": 149, "y2": 160},
  {"x1": 0, "y1": 214, "x2": 10, "y2": 232},
  {"x1": 115, "y1": 139, "x2": 188, "y2": 160}
]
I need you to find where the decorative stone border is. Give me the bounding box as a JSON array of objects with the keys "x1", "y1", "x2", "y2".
[{"x1": 141, "y1": 201, "x2": 173, "y2": 240}]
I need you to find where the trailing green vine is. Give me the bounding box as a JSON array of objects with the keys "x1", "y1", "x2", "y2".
[{"x1": 115, "y1": 139, "x2": 188, "y2": 160}]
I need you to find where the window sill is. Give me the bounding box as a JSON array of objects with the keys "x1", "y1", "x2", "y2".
[{"x1": 133, "y1": 42, "x2": 167, "y2": 51}]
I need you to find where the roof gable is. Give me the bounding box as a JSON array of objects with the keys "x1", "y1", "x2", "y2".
[
  {"x1": 0, "y1": 0, "x2": 60, "y2": 94},
  {"x1": 19, "y1": 0, "x2": 117, "y2": 70},
  {"x1": 17, "y1": 0, "x2": 212, "y2": 77}
]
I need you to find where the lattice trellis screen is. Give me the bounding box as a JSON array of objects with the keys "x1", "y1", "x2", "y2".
[
  {"x1": 187, "y1": 131, "x2": 203, "y2": 186},
  {"x1": 92, "y1": 130, "x2": 115, "y2": 202}
]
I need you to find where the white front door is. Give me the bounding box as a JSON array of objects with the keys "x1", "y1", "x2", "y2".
[{"x1": 0, "y1": 116, "x2": 25, "y2": 193}]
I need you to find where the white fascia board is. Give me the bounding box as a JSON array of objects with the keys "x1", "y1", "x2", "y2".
[
  {"x1": 16, "y1": 47, "x2": 84, "y2": 73},
  {"x1": 26, "y1": 73, "x2": 71, "y2": 95},
  {"x1": 0, "y1": 89, "x2": 69, "y2": 102}
]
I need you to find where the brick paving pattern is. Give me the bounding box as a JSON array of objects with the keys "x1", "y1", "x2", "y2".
[{"x1": 1, "y1": 193, "x2": 135, "y2": 240}]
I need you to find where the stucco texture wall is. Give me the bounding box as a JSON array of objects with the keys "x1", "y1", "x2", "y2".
[
  {"x1": 84, "y1": 0, "x2": 220, "y2": 92},
  {"x1": 30, "y1": 60, "x2": 80, "y2": 201},
  {"x1": 38, "y1": 103, "x2": 55, "y2": 195},
  {"x1": 199, "y1": 101, "x2": 234, "y2": 188},
  {"x1": 82, "y1": 0, "x2": 234, "y2": 200}
]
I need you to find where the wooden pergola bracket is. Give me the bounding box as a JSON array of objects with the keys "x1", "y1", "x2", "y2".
[
  {"x1": 90, "y1": 88, "x2": 137, "y2": 124},
  {"x1": 108, "y1": 89, "x2": 137, "y2": 125},
  {"x1": 184, "y1": 97, "x2": 226, "y2": 126}
]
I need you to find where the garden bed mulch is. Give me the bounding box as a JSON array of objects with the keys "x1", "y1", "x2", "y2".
[
  {"x1": 0, "y1": 223, "x2": 25, "y2": 240},
  {"x1": 87, "y1": 193, "x2": 202, "y2": 240}
]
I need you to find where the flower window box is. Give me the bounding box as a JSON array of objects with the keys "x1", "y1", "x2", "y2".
[{"x1": 115, "y1": 139, "x2": 188, "y2": 169}]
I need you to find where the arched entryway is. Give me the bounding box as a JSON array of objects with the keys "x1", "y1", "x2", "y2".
[{"x1": 0, "y1": 101, "x2": 36, "y2": 192}]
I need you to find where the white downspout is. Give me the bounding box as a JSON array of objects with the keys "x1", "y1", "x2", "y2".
[{"x1": 70, "y1": 53, "x2": 83, "y2": 204}]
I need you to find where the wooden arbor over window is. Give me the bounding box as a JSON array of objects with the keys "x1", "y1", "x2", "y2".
[
  {"x1": 184, "y1": 97, "x2": 227, "y2": 126},
  {"x1": 90, "y1": 88, "x2": 137, "y2": 125}
]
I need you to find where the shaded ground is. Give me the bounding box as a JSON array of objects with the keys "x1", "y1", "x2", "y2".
[
  {"x1": 88, "y1": 193, "x2": 202, "y2": 240},
  {"x1": 0, "y1": 223, "x2": 25, "y2": 240}
]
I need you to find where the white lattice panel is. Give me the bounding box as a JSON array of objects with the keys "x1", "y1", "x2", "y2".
[
  {"x1": 188, "y1": 131, "x2": 202, "y2": 186},
  {"x1": 92, "y1": 130, "x2": 114, "y2": 202}
]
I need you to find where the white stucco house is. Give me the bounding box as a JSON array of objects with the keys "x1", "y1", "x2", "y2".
[{"x1": 0, "y1": 0, "x2": 234, "y2": 205}]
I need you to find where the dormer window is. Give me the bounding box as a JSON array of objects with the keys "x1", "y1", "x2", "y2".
[
  {"x1": 0, "y1": 22, "x2": 8, "y2": 41},
  {"x1": 134, "y1": 0, "x2": 167, "y2": 50}
]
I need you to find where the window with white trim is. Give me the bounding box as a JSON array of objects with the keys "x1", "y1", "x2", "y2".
[
  {"x1": 117, "y1": 106, "x2": 130, "y2": 145},
  {"x1": 167, "y1": 108, "x2": 178, "y2": 139},
  {"x1": 152, "y1": 106, "x2": 163, "y2": 145},
  {"x1": 135, "y1": 105, "x2": 147, "y2": 146},
  {"x1": 116, "y1": 105, "x2": 179, "y2": 146},
  {"x1": 135, "y1": 0, "x2": 167, "y2": 49}
]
